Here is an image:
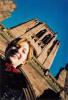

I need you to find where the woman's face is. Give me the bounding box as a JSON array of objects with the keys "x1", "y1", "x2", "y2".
[{"x1": 8, "y1": 42, "x2": 29, "y2": 68}]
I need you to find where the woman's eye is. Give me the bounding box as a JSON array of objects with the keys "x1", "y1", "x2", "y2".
[{"x1": 22, "y1": 50, "x2": 26, "y2": 53}]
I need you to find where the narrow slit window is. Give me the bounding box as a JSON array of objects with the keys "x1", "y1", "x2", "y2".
[
  {"x1": 42, "y1": 34, "x2": 51, "y2": 44},
  {"x1": 36, "y1": 29, "x2": 47, "y2": 38}
]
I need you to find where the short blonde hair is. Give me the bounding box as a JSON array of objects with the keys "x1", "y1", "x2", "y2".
[{"x1": 17, "y1": 38, "x2": 36, "y2": 60}]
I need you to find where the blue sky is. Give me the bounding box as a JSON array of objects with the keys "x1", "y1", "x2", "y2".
[{"x1": 1, "y1": 0, "x2": 68, "y2": 76}]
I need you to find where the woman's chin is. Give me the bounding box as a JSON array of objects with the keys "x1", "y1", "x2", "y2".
[{"x1": 10, "y1": 56, "x2": 18, "y2": 63}]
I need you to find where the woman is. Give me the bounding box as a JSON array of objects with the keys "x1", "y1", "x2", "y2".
[
  {"x1": 0, "y1": 37, "x2": 36, "y2": 100},
  {"x1": 5, "y1": 38, "x2": 34, "y2": 70}
]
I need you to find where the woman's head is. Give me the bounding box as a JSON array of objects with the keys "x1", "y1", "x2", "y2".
[{"x1": 5, "y1": 38, "x2": 36, "y2": 67}]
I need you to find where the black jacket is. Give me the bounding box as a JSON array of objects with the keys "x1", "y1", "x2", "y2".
[{"x1": 0, "y1": 57, "x2": 26, "y2": 100}]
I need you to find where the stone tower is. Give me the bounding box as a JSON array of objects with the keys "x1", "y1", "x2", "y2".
[
  {"x1": 0, "y1": 19, "x2": 59, "y2": 70},
  {"x1": 9, "y1": 19, "x2": 60, "y2": 70},
  {"x1": 0, "y1": 19, "x2": 62, "y2": 97}
]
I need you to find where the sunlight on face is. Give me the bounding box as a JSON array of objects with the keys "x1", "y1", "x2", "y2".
[{"x1": 10, "y1": 42, "x2": 29, "y2": 68}]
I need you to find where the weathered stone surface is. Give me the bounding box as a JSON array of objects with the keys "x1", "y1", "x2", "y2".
[
  {"x1": 9, "y1": 19, "x2": 40, "y2": 38},
  {"x1": 56, "y1": 64, "x2": 68, "y2": 99}
]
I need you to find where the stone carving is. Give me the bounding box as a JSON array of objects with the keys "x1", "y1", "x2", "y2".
[{"x1": 0, "y1": 0, "x2": 16, "y2": 21}]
